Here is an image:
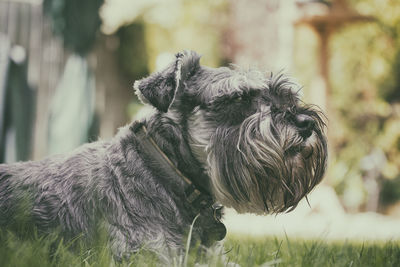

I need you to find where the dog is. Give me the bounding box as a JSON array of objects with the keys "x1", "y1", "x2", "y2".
[{"x1": 0, "y1": 50, "x2": 327, "y2": 258}]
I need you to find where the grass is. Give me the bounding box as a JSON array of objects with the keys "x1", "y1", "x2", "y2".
[
  {"x1": 0, "y1": 229, "x2": 400, "y2": 267},
  {"x1": 225, "y1": 236, "x2": 400, "y2": 267}
]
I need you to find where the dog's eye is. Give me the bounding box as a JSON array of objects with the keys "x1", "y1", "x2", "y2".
[{"x1": 233, "y1": 96, "x2": 242, "y2": 102}]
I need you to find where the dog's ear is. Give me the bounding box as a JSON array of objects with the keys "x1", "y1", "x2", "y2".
[{"x1": 134, "y1": 50, "x2": 201, "y2": 112}]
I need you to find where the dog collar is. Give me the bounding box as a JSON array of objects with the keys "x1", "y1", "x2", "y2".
[
  {"x1": 132, "y1": 122, "x2": 226, "y2": 243},
  {"x1": 133, "y1": 123, "x2": 215, "y2": 212}
]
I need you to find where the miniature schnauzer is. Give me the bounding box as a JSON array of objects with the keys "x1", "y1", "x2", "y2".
[{"x1": 0, "y1": 51, "x2": 327, "y2": 258}]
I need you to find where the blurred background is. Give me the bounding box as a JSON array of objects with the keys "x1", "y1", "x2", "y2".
[{"x1": 1, "y1": 0, "x2": 400, "y2": 240}]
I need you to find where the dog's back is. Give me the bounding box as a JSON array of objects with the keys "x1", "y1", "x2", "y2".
[
  {"x1": 0, "y1": 140, "x2": 110, "y2": 236},
  {"x1": 0, "y1": 124, "x2": 192, "y2": 256}
]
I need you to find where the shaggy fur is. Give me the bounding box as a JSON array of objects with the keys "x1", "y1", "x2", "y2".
[{"x1": 0, "y1": 50, "x2": 327, "y2": 258}]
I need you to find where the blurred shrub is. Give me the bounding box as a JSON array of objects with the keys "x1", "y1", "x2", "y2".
[
  {"x1": 320, "y1": 0, "x2": 400, "y2": 210},
  {"x1": 117, "y1": 23, "x2": 149, "y2": 79},
  {"x1": 44, "y1": 0, "x2": 104, "y2": 55}
]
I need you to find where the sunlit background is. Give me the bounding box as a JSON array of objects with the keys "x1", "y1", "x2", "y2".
[{"x1": 1, "y1": 0, "x2": 400, "y2": 241}]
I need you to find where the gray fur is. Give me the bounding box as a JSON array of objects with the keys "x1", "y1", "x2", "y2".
[{"x1": 0, "y1": 50, "x2": 327, "y2": 258}]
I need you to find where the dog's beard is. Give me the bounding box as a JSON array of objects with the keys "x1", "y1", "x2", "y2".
[{"x1": 207, "y1": 107, "x2": 327, "y2": 214}]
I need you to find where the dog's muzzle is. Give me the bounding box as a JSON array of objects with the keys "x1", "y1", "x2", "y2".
[{"x1": 294, "y1": 114, "x2": 315, "y2": 139}]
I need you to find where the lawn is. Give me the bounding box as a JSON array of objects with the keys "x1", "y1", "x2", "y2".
[
  {"x1": 225, "y1": 235, "x2": 400, "y2": 267},
  {"x1": 1, "y1": 230, "x2": 399, "y2": 267}
]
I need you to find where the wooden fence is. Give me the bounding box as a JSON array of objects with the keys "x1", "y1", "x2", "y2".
[{"x1": 0, "y1": 0, "x2": 66, "y2": 160}]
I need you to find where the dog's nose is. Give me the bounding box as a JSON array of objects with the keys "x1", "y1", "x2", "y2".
[{"x1": 294, "y1": 114, "x2": 315, "y2": 138}]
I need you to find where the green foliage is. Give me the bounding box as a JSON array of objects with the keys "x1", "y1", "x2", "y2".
[
  {"x1": 43, "y1": 0, "x2": 104, "y2": 55},
  {"x1": 380, "y1": 175, "x2": 400, "y2": 205},
  {"x1": 294, "y1": 0, "x2": 400, "y2": 210},
  {"x1": 380, "y1": 50, "x2": 400, "y2": 103},
  {"x1": 117, "y1": 23, "x2": 149, "y2": 79},
  {"x1": 143, "y1": 0, "x2": 228, "y2": 71}
]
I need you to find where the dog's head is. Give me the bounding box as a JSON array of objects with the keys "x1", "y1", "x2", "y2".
[{"x1": 134, "y1": 50, "x2": 328, "y2": 214}]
